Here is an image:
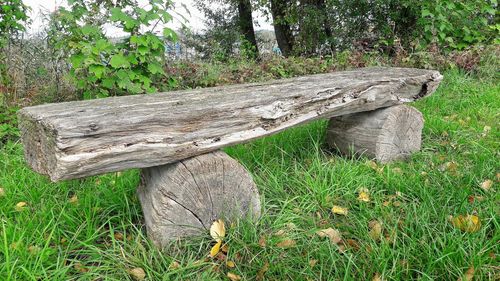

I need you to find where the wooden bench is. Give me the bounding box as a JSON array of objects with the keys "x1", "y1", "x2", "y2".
[{"x1": 18, "y1": 67, "x2": 442, "y2": 247}]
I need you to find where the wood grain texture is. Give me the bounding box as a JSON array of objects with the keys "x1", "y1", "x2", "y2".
[
  {"x1": 18, "y1": 67, "x2": 442, "y2": 181},
  {"x1": 327, "y1": 105, "x2": 424, "y2": 163},
  {"x1": 137, "y1": 151, "x2": 260, "y2": 247}
]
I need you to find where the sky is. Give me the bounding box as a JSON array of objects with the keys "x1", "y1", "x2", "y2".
[{"x1": 22, "y1": 0, "x2": 273, "y2": 35}]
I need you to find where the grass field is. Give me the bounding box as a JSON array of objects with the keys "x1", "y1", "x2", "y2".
[{"x1": 0, "y1": 70, "x2": 499, "y2": 280}]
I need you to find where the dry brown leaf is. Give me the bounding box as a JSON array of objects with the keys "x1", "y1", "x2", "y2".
[
  {"x1": 227, "y1": 272, "x2": 242, "y2": 281},
  {"x1": 169, "y1": 261, "x2": 180, "y2": 270},
  {"x1": 451, "y1": 215, "x2": 481, "y2": 233},
  {"x1": 309, "y1": 259, "x2": 318, "y2": 268},
  {"x1": 274, "y1": 229, "x2": 286, "y2": 237},
  {"x1": 369, "y1": 220, "x2": 382, "y2": 240},
  {"x1": 480, "y1": 180, "x2": 493, "y2": 192},
  {"x1": 358, "y1": 188, "x2": 371, "y2": 202},
  {"x1": 15, "y1": 202, "x2": 27, "y2": 211},
  {"x1": 210, "y1": 240, "x2": 222, "y2": 257},
  {"x1": 210, "y1": 219, "x2": 226, "y2": 242},
  {"x1": 127, "y1": 267, "x2": 146, "y2": 281},
  {"x1": 74, "y1": 263, "x2": 89, "y2": 273},
  {"x1": 226, "y1": 260, "x2": 236, "y2": 268},
  {"x1": 332, "y1": 205, "x2": 348, "y2": 215},
  {"x1": 221, "y1": 243, "x2": 229, "y2": 253},
  {"x1": 0, "y1": 187, "x2": 5, "y2": 197},
  {"x1": 345, "y1": 239, "x2": 360, "y2": 251},
  {"x1": 114, "y1": 232, "x2": 124, "y2": 241},
  {"x1": 256, "y1": 262, "x2": 270, "y2": 281},
  {"x1": 458, "y1": 266, "x2": 475, "y2": 281},
  {"x1": 276, "y1": 239, "x2": 296, "y2": 248},
  {"x1": 258, "y1": 236, "x2": 267, "y2": 247},
  {"x1": 316, "y1": 228, "x2": 342, "y2": 244}
]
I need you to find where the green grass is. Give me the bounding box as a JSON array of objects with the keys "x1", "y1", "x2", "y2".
[{"x1": 0, "y1": 70, "x2": 499, "y2": 280}]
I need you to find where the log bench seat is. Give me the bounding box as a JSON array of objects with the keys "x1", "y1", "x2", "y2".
[{"x1": 18, "y1": 67, "x2": 442, "y2": 247}]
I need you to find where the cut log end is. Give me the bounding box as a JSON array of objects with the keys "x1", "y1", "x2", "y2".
[
  {"x1": 327, "y1": 105, "x2": 424, "y2": 163},
  {"x1": 137, "y1": 151, "x2": 260, "y2": 247}
]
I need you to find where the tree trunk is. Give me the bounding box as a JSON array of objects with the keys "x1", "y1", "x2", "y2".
[
  {"x1": 270, "y1": 0, "x2": 294, "y2": 56},
  {"x1": 237, "y1": 0, "x2": 259, "y2": 59},
  {"x1": 137, "y1": 151, "x2": 260, "y2": 247},
  {"x1": 327, "y1": 105, "x2": 424, "y2": 163}
]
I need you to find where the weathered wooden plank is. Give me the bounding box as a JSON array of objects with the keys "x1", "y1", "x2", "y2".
[{"x1": 18, "y1": 67, "x2": 442, "y2": 181}]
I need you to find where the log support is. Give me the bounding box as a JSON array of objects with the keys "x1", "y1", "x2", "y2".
[
  {"x1": 327, "y1": 105, "x2": 424, "y2": 163},
  {"x1": 137, "y1": 151, "x2": 260, "y2": 247}
]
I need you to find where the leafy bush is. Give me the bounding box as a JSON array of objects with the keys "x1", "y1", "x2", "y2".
[{"x1": 52, "y1": 0, "x2": 178, "y2": 99}]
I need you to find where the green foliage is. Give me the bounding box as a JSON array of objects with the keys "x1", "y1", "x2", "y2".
[
  {"x1": 0, "y1": 106, "x2": 19, "y2": 144},
  {"x1": 52, "y1": 0, "x2": 177, "y2": 99},
  {"x1": 0, "y1": 0, "x2": 29, "y2": 85},
  {"x1": 418, "y1": 0, "x2": 498, "y2": 50}
]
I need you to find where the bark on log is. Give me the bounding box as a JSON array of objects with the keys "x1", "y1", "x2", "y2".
[
  {"x1": 137, "y1": 151, "x2": 260, "y2": 247},
  {"x1": 327, "y1": 105, "x2": 424, "y2": 163},
  {"x1": 18, "y1": 67, "x2": 442, "y2": 181}
]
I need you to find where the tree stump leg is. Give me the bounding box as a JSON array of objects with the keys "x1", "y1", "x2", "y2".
[
  {"x1": 326, "y1": 105, "x2": 424, "y2": 163},
  {"x1": 137, "y1": 151, "x2": 260, "y2": 248}
]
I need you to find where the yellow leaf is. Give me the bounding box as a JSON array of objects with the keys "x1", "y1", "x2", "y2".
[
  {"x1": 372, "y1": 272, "x2": 382, "y2": 281},
  {"x1": 114, "y1": 232, "x2": 124, "y2": 241},
  {"x1": 210, "y1": 240, "x2": 222, "y2": 257},
  {"x1": 369, "y1": 220, "x2": 382, "y2": 240},
  {"x1": 74, "y1": 263, "x2": 89, "y2": 273},
  {"x1": 15, "y1": 202, "x2": 27, "y2": 211},
  {"x1": 480, "y1": 180, "x2": 493, "y2": 192},
  {"x1": 169, "y1": 261, "x2": 180, "y2": 270},
  {"x1": 316, "y1": 228, "x2": 342, "y2": 244},
  {"x1": 358, "y1": 189, "x2": 370, "y2": 202},
  {"x1": 0, "y1": 187, "x2": 5, "y2": 197},
  {"x1": 227, "y1": 272, "x2": 242, "y2": 281},
  {"x1": 331, "y1": 205, "x2": 348, "y2": 215},
  {"x1": 309, "y1": 259, "x2": 318, "y2": 268},
  {"x1": 28, "y1": 245, "x2": 40, "y2": 254},
  {"x1": 451, "y1": 215, "x2": 481, "y2": 233},
  {"x1": 127, "y1": 267, "x2": 146, "y2": 281},
  {"x1": 276, "y1": 239, "x2": 296, "y2": 248},
  {"x1": 226, "y1": 260, "x2": 236, "y2": 268},
  {"x1": 210, "y1": 219, "x2": 226, "y2": 242},
  {"x1": 69, "y1": 195, "x2": 78, "y2": 204}
]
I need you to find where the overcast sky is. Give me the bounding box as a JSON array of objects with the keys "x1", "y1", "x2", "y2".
[{"x1": 22, "y1": 0, "x2": 272, "y2": 35}]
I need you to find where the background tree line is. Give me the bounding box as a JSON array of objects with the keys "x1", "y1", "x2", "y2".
[{"x1": 193, "y1": 0, "x2": 498, "y2": 59}]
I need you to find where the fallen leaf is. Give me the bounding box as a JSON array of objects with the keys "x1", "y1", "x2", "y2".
[
  {"x1": 256, "y1": 262, "x2": 269, "y2": 281},
  {"x1": 345, "y1": 239, "x2": 360, "y2": 251},
  {"x1": 439, "y1": 161, "x2": 458, "y2": 173},
  {"x1": 15, "y1": 202, "x2": 27, "y2": 211},
  {"x1": 127, "y1": 267, "x2": 146, "y2": 281},
  {"x1": 210, "y1": 240, "x2": 222, "y2": 257},
  {"x1": 258, "y1": 236, "x2": 267, "y2": 247},
  {"x1": 169, "y1": 261, "x2": 180, "y2": 270},
  {"x1": 421, "y1": 171, "x2": 428, "y2": 176},
  {"x1": 458, "y1": 266, "x2": 474, "y2": 281},
  {"x1": 274, "y1": 229, "x2": 286, "y2": 237},
  {"x1": 114, "y1": 232, "x2": 124, "y2": 241},
  {"x1": 482, "y1": 125, "x2": 491, "y2": 137},
  {"x1": 358, "y1": 188, "x2": 371, "y2": 202},
  {"x1": 369, "y1": 220, "x2": 382, "y2": 240},
  {"x1": 309, "y1": 259, "x2": 318, "y2": 268},
  {"x1": 332, "y1": 205, "x2": 348, "y2": 215},
  {"x1": 480, "y1": 180, "x2": 493, "y2": 192},
  {"x1": 316, "y1": 228, "x2": 342, "y2": 244},
  {"x1": 226, "y1": 260, "x2": 236, "y2": 268},
  {"x1": 210, "y1": 219, "x2": 226, "y2": 242},
  {"x1": 28, "y1": 245, "x2": 41, "y2": 254},
  {"x1": 74, "y1": 263, "x2": 89, "y2": 273},
  {"x1": 372, "y1": 272, "x2": 382, "y2": 281},
  {"x1": 276, "y1": 239, "x2": 296, "y2": 248},
  {"x1": 221, "y1": 243, "x2": 229, "y2": 253},
  {"x1": 69, "y1": 195, "x2": 78, "y2": 204},
  {"x1": 0, "y1": 187, "x2": 5, "y2": 197},
  {"x1": 227, "y1": 272, "x2": 242, "y2": 281},
  {"x1": 392, "y1": 167, "x2": 403, "y2": 174},
  {"x1": 451, "y1": 215, "x2": 481, "y2": 233}
]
